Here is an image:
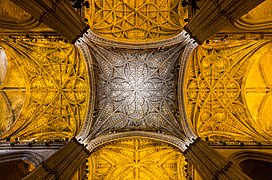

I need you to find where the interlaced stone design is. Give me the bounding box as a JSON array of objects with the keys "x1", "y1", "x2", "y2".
[
  {"x1": 89, "y1": 44, "x2": 184, "y2": 137},
  {"x1": 85, "y1": 0, "x2": 187, "y2": 42}
]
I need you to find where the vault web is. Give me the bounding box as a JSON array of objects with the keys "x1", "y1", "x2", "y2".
[{"x1": 90, "y1": 44, "x2": 184, "y2": 137}]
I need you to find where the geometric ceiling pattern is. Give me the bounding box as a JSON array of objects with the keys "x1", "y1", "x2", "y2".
[
  {"x1": 0, "y1": 0, "x2": 271, "y2": 179},
  {"x1": 87, "y1": 138, "x2": 186, "y2": 180},
  {"x1": 184, "y1": 40, "x2": 272, "y2": 142},
  {"x1": 85, "y1": 0, "x2": 187, "y2": 42},
  {"x1": 88, "y1": 43, "x2": 185, "y2": 139},
  {"x1": 0, "y1": 40, "x2": 89, "y2": 141}
]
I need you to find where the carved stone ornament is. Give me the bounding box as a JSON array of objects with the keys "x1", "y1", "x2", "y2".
[{"x1": 76, "y1": 30, "x2": 196, "y2": 151}]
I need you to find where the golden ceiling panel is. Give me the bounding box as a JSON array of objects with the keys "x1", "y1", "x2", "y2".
[
  {"x1": 87, "y1": 138, "x2": 186, "y2": 180},
  {"x1": 0, "y1": 40, "x2": 89, "y2": 141},
  {"x1": 85, "y1": 0, "x2": 187, "y2": 42},
  {"x1": 245, "y1": 43, "x2": 272, "y2": 136},
  {"x1": 184, "y1": 40, "x2": 272, "y2": 141},
  {"x1": 0, "y1": 1, "x2": 41, "y2": 31},
  {"x1": 0, "y1": 0, "x2": 30, "y2": 21},
  {"x1": 234, "y1": 0, "x2": 272, "y2": 31}
]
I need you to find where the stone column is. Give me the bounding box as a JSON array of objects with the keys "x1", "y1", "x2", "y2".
[
  {"x1": 184, "y1": 138, "x2": 251, "y2": 180},
  {"x1": 23, "y1": 138, "x2": 90, "y2": 180},
  {"x1": 184, "y1": 0, "x2": 265, "y2": 44},
  {"x1": 11, "y1": 0, "x2": 89, "y2": 43}
]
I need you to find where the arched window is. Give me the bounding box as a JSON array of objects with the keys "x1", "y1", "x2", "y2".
[
  {"x1": 0, "y1": 48, "x2": 8, "y2": 85},
  {"x1": 0, "y1": 48, "x2": 10, "y2": 133},
  {"x1": 240, "y1": 159, "x2": 272, "y2": 180},
  {"x1": 0, "y1": 47, "x2": 26, "y2": 134},
  {"x1": 231, "y1": 151, "x2": 272, "y2": 180}
]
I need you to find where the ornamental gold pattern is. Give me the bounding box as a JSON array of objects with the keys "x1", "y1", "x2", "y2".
[
  {"x1": 85, "y1": 0, "x2": 187, "y2": 42},
  {"x1": 0, "y1": 40, "x2": 89, "y2": 141},
  {"x1": 87, "y1": 138, "x2": 186, "y2": 180},
  {"x1": 184, "y1": 40, "x2": 272, "y2": 141}
]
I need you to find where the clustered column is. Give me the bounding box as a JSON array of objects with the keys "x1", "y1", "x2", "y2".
[
  {"x1": 184, "y1": 0, "x2": 265, "y2": 44},
  {"x1": 11, "y1": 0, "x2": 89, "y2": 43},
  {"x1": 23, "y1": 138, "x2": 90, "y2": 180},
  {"x1": 184, "y1": 138, "x2": 250, "y2": 180}
]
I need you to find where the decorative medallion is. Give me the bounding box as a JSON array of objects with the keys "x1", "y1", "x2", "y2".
[{"x1": 89, "y1": 43, "x2": 184, "y2": 138}]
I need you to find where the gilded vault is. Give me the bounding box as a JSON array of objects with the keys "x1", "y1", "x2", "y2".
[
  {"x1": 0, "y1": 0, "x2": 271, "y2": 179},
  {"x1": 0, "y1": 41, "x2": 89, "y2": 141},
  {"x1": 86, "y1": 0, "x2": 187, "y2": 42}
]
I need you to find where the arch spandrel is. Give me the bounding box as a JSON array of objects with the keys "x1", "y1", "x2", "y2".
[
  {"x1": 0, "y1": 40, "x2": 90, "y2": 141},
  {"x1": 183, "y1": 40, "x2": 272, "y2": 142},
  {"x1": 85, "y1": 0, "x2": 187, "y2": 43},
  {"x1": 87, "y1": 138, "x2": 187, "y2": 180}
]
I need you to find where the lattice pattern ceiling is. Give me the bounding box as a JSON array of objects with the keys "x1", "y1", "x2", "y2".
[
  {"x1": 88, "y1": 43, "x2": 185, "y2": 138},
  {"x1": 85, "y1": 0, "x2": 187, "y2": 42},
  {"x1": 0, "y1": 41, "x2": 89, "y2": 141},
  {"x1": 184, "y1": 40, "x2": 272, "y2": 141},
  {"x1": 87, "y1": 138, "x2": 186, "y2": 180}
]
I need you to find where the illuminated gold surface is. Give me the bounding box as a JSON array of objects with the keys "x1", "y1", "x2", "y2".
[
  {"x1": 184, "y1": 40, "x2": 272, "y2": 141},
  {"x1": 0, "y1": 48, "x2": 26, "y2": 134},
  {"x1": 88, "y1": 138, "x2": 186, "y2": 180},
  {"x1": 85, "y1": 0, "x2": 187, "y2": 42},
  {"x1": 0, "y1": 40, "x2": 89, "y2": 141},
  {"x1": 245, "y1": 43, "x2": 272, "y2": 135},
  {"x1": 240, "y1": 0, "x2": 272, "y2": 25}
]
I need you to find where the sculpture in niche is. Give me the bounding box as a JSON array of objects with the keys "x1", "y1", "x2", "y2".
[
  {"x1": 88, "y1": 43, "x2": 185, "y2": 139},
  {"x1": 184, "y1": 40, "x2": 272, "y2": 141},
  {"x1": 85, "y1": 0, "x2": 187, "y2": 42},
  {"x1": 0, "y1": 40, "x2": 89, "y2": 141},
  {"x1": 87, "y1": 138, "x2": 186, "y2": 180}
]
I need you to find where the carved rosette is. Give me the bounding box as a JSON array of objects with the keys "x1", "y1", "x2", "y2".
[{"x1": 89, "y1": 43, "x2": 185, "y2": 138}]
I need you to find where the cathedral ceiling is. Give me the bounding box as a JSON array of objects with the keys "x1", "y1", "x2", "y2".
[
  {"x1": 0, "y1": 0, "x2": 271, "y2": 179},
  {"x1": 85, "y1": 0, "x2": 187, "y2": 42},
  {"x1": 87, "y1": 138, "x2": 186, "y2": 180},
  {"x1": 184, "y1": 40, "x2": 272, "y2": 142},
  {"x1": 87, "y1": 43, "x2": 185, "y2": 139},
  {"x1": 0, "y1": 40, "x2": 89, "y2": 141}
]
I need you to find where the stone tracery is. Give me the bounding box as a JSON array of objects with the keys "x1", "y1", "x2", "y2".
[
  {"x1": 0, "y1": 0, "x2": 270, "y2": 179},
  {"x1": 0, "y1": 40, "x2": 89, "y2": 141},
  {"x1": 86, "y1": 0, "x2": 187, "y2": 42},
  {"x1": 88, "y1": 43, "x2": 186, "y2": 138}
]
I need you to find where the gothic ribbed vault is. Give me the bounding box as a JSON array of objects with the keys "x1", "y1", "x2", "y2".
[{"x1": 0, "y1": 0, "x2": 272, "y2": 179}]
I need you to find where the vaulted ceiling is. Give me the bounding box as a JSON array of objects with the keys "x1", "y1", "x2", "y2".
[{"x1": 0, "y1": 0, "x2": 271, "y2": 179}]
